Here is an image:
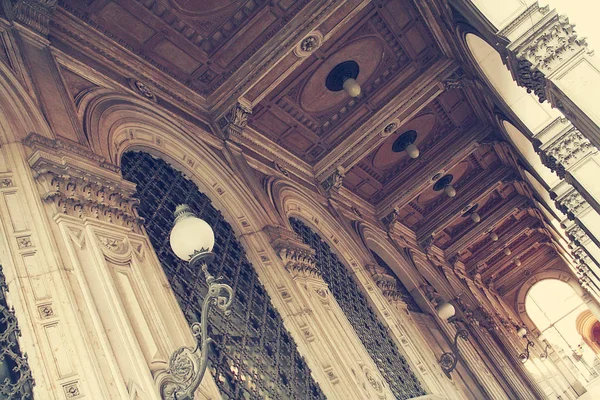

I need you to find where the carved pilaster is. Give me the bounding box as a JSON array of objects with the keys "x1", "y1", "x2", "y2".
[
  {"x1": 12, "y1": 0, "x2": 57, "y2": 36},
  {"x1": 217, "y1": 102, "x2": 252, "y2": 140},
  {"x1": 23, "y1": 133, "x2": 144, "y2": 231},
  {"x1": 264, "y1": 225, "x2": 321, "y2": 279}
]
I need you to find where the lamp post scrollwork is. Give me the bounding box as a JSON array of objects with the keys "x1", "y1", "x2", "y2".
[
  {"x1": 159, "y1": 205, "x2": 235, "y2": 400},
  {"x1": 435, "y1": 300, "x2": 470, "y2": 379}
]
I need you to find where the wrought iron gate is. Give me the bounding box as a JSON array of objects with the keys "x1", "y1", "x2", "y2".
[
  {"x1": 121, "y1": 152, "x2": 325, "y2": 400},
  {"x1": 0, "y1": 266, "x2": 34, "y2": 399},
  {"x1": 290, "y1": 218, "x2": 425, "y2": 399}
]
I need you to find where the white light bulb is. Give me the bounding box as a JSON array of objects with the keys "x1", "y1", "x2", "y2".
[
  {"x1": 490, "y1": 232, "x2": 499, "y2": 241},
  {"x1": 504, "y1": 248, "x2": 512, "y2": 256},
  {"x1": 343, "y1": 78, "x2": 361, "y2": 97},
  {"x1": 406, "y1": 143, "x2": 420, "y2": 159},
  {"x1": 444, "y1": 184, "x2": 456, "y2": 198},
  {"x1": 435, "y1": 301, "x2": 456, "y2": 321},
  {"x1": 170, "y1": 205, "x2": 215, "y2": 262},
  {"x1": 517, "y1": 327, "x2": 527, "y2": 338},
  {"x1": 514, "y1": 259, "x2": 522, "y2": 267},
  {"x1": 471, "y1": 212, "x2": 481, "y2": 223}
]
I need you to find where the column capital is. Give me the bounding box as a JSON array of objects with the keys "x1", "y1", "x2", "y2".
[
  {"x1": 263, "y1": 225, "x2": 321, "y2": 279},
  {"x1": 216, "y1": 102, "x2": 252, "y2": 140},
  {"x1": 23, "y1": 133, "x2": 144, "y2": 231}
]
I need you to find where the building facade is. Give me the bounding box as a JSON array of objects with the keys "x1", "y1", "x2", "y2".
[{"x1": 0, "y1": 0, "x2": 600, "y2": 399}]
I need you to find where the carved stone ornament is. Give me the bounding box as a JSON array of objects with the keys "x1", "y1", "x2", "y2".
[
  {"x1": 12, "y1": 0, "x2": 57, "y2": 36},
  {"x1": 294, "y1": 31, "x2": 323, "y2": 57},
  {"x1": 514, "y1": 59, "x2": 547, "y2": 103},
  {"x1": 367, "y1": 263, "x2": 402, "y2": 301},
  {"x1": 23, "y1": 133, "x2": 144, "y2": 231},
  {"x1": 555, "y1": 188, "x2": 587, "y2": 219},
  {"x1": 567, "y1": 224, "x2": 588, "y2": 246},
  {"x1": 441, "y1": 68, "x2": 472, "y2": 91},
  {"x1": 128, "y1": 79, "x2": 157, "y2": 102},
  {"x1": 321, "y1": 166, "x2": 344, "y2": 194},
  {"x1": 518, "y1": 14, "x2": 590, "y2": 74},
  {"x1": 96, "y1": 235, "x2": 127, "y2": 254},
  {"x1": 217, "y1": 102, "x2": 252, "y2": 139},
  {"x1": 263, "y1": 225, "x2": 321, "y2": 279},
  {"x1": 544, "y1": 128, "x2": 594, "y2": 172}
]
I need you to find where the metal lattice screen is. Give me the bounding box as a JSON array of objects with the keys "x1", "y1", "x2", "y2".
[
  {"x1": 121, "y1": 152, "x2": 325, "y2": 400},
  {"x1": 0, "y1": 266, "x2": 34, "y2": 399},
  {"x1": 290, "y1": 218, "x2": 425, "y2": 399},
  {"x1": 371, "y1": 251, "x2": 423, "y2": 313}
]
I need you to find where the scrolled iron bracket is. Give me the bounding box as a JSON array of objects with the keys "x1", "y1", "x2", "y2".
[
  {"x1": 160, "y1": 252, "x2": 234, "y2": 400},
  {"x1": 439, "y1": 318, "x2": 470, "y2": 379},
  {"x1": 518, "y1": 338, "x2": 535, "y2": 363}
]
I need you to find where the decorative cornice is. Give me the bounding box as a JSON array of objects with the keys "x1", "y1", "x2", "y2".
[
  {"x1": 544, "y1": 128, "x2": 594, "y2": 172},
  {"x1": 555, "y1": 188, "x2": 588, "y2": 219},
  {"x1": 12, "y1": 0, "x2": 57, "y2": 36}
]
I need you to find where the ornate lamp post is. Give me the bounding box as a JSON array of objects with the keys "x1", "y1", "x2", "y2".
[
  {"x1": 436, "y1": 300, "x2": 470, "y2": 378},
  {"x1": 160, "y1": 205, "x2": 235, "y2": 400}
]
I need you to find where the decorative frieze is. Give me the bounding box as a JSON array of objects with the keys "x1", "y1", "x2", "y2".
[
  {"x1": 23, "y1": 133, "x2": 143, "y2": 231},
  {"x1": 217, "y1": 102, "x2": 252, "y2": 140},
  {"x1": 537, "y1": 128, "x2": 595, "y2": 179}
]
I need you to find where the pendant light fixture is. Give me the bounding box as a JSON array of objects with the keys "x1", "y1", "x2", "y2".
[
  {"x1": 326, "y1": 60, "x2": 361, "y2": 97},
  {"x1": 392, "y1": 130, "x2": 420, "y2": 159},
  {"x1": 433, "y1": 174, "x2": 455, "y2": 198}
]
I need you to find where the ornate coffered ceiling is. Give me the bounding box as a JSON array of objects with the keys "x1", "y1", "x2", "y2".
[{"x1": 47, "y1": 0, "x2": 574, "y2": 302}]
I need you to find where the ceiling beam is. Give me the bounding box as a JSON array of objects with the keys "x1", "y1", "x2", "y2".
[
  {"x1": 444, "y1": 195, "x2": 530, "y2": 256},
  {"x1": 416, "y1": 166, "x2": 514, "y2": 245},
  {"x1": 377, "y1": 124, "x2": 492, "y2": 218},
  {"x1": 464, "y1": 216, "x2": 543, "y2": 271}
]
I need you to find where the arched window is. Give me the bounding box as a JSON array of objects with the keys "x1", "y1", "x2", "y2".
[
  {"x1": 290, "y1": 218, "x2": 425, "y2": 399},
  {"x1": 121, "y1": 152, "x2": 325, "y2": 400},
  {"x1": 526, "y1": 279, "x2": 600, "y2": 384}
]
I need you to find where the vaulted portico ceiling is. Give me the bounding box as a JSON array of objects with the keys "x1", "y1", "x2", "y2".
[{"x1": 48, "y1": 0, "x2": 573, "y2": 303}]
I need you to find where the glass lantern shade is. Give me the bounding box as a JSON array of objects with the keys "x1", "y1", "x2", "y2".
[
  {"x1": 517, "y1": 327, "x2": 527, "y2": 338},
  {"x1": 444, "y1": 184, "x2": 456, "y2": 198},
  {"x1": 436, "y1": 301, "x2": 456, "y2": 321},
  {"x1": 169, "y1": 204, "x2": 215, "y2": 261},
  {"x1": 471, "y1": 212, "x2": 481, "y2": 223},
  {"x1": 406, "y1": 143, "x2": 420, "y2": 159},
  {"x1": 343, "y1": 78, "x2": 361, "y2": 97},
  {"x1": 490, "y1": 232, "x2": 499, "y2": 241}
]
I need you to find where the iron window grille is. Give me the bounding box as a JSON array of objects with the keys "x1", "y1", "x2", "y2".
[
  {"x1": 122, "y1": 152, "x2": 325, "y2": 400},
  {"x1": 0, "y1": 266, "x2": 35, "y2": 399},
  {"x1": 290, "y1": 218, "x2": 425, "y2": 399}
]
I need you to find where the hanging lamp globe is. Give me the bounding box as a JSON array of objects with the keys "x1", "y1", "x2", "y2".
[
  {"x1": 490, "y1": 232, "x2": 499, "y2": 241},
  {"x1": 436, "y1": 301, "x2": 456, "y2": 321},
  {"x1": 169, "y1": 204, "x2": 215, "y2": 263}
]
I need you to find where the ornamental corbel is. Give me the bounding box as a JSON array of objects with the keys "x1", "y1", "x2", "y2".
[
  {"x1": 321, "y1": 166, "x2": 345, "y2": 195},
  {"x1": 217, "y1": 102, "x2": 252, "y2": 140},
  {"x1": 12, "y1": 0, "x2": 57, "y2": 36}
]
